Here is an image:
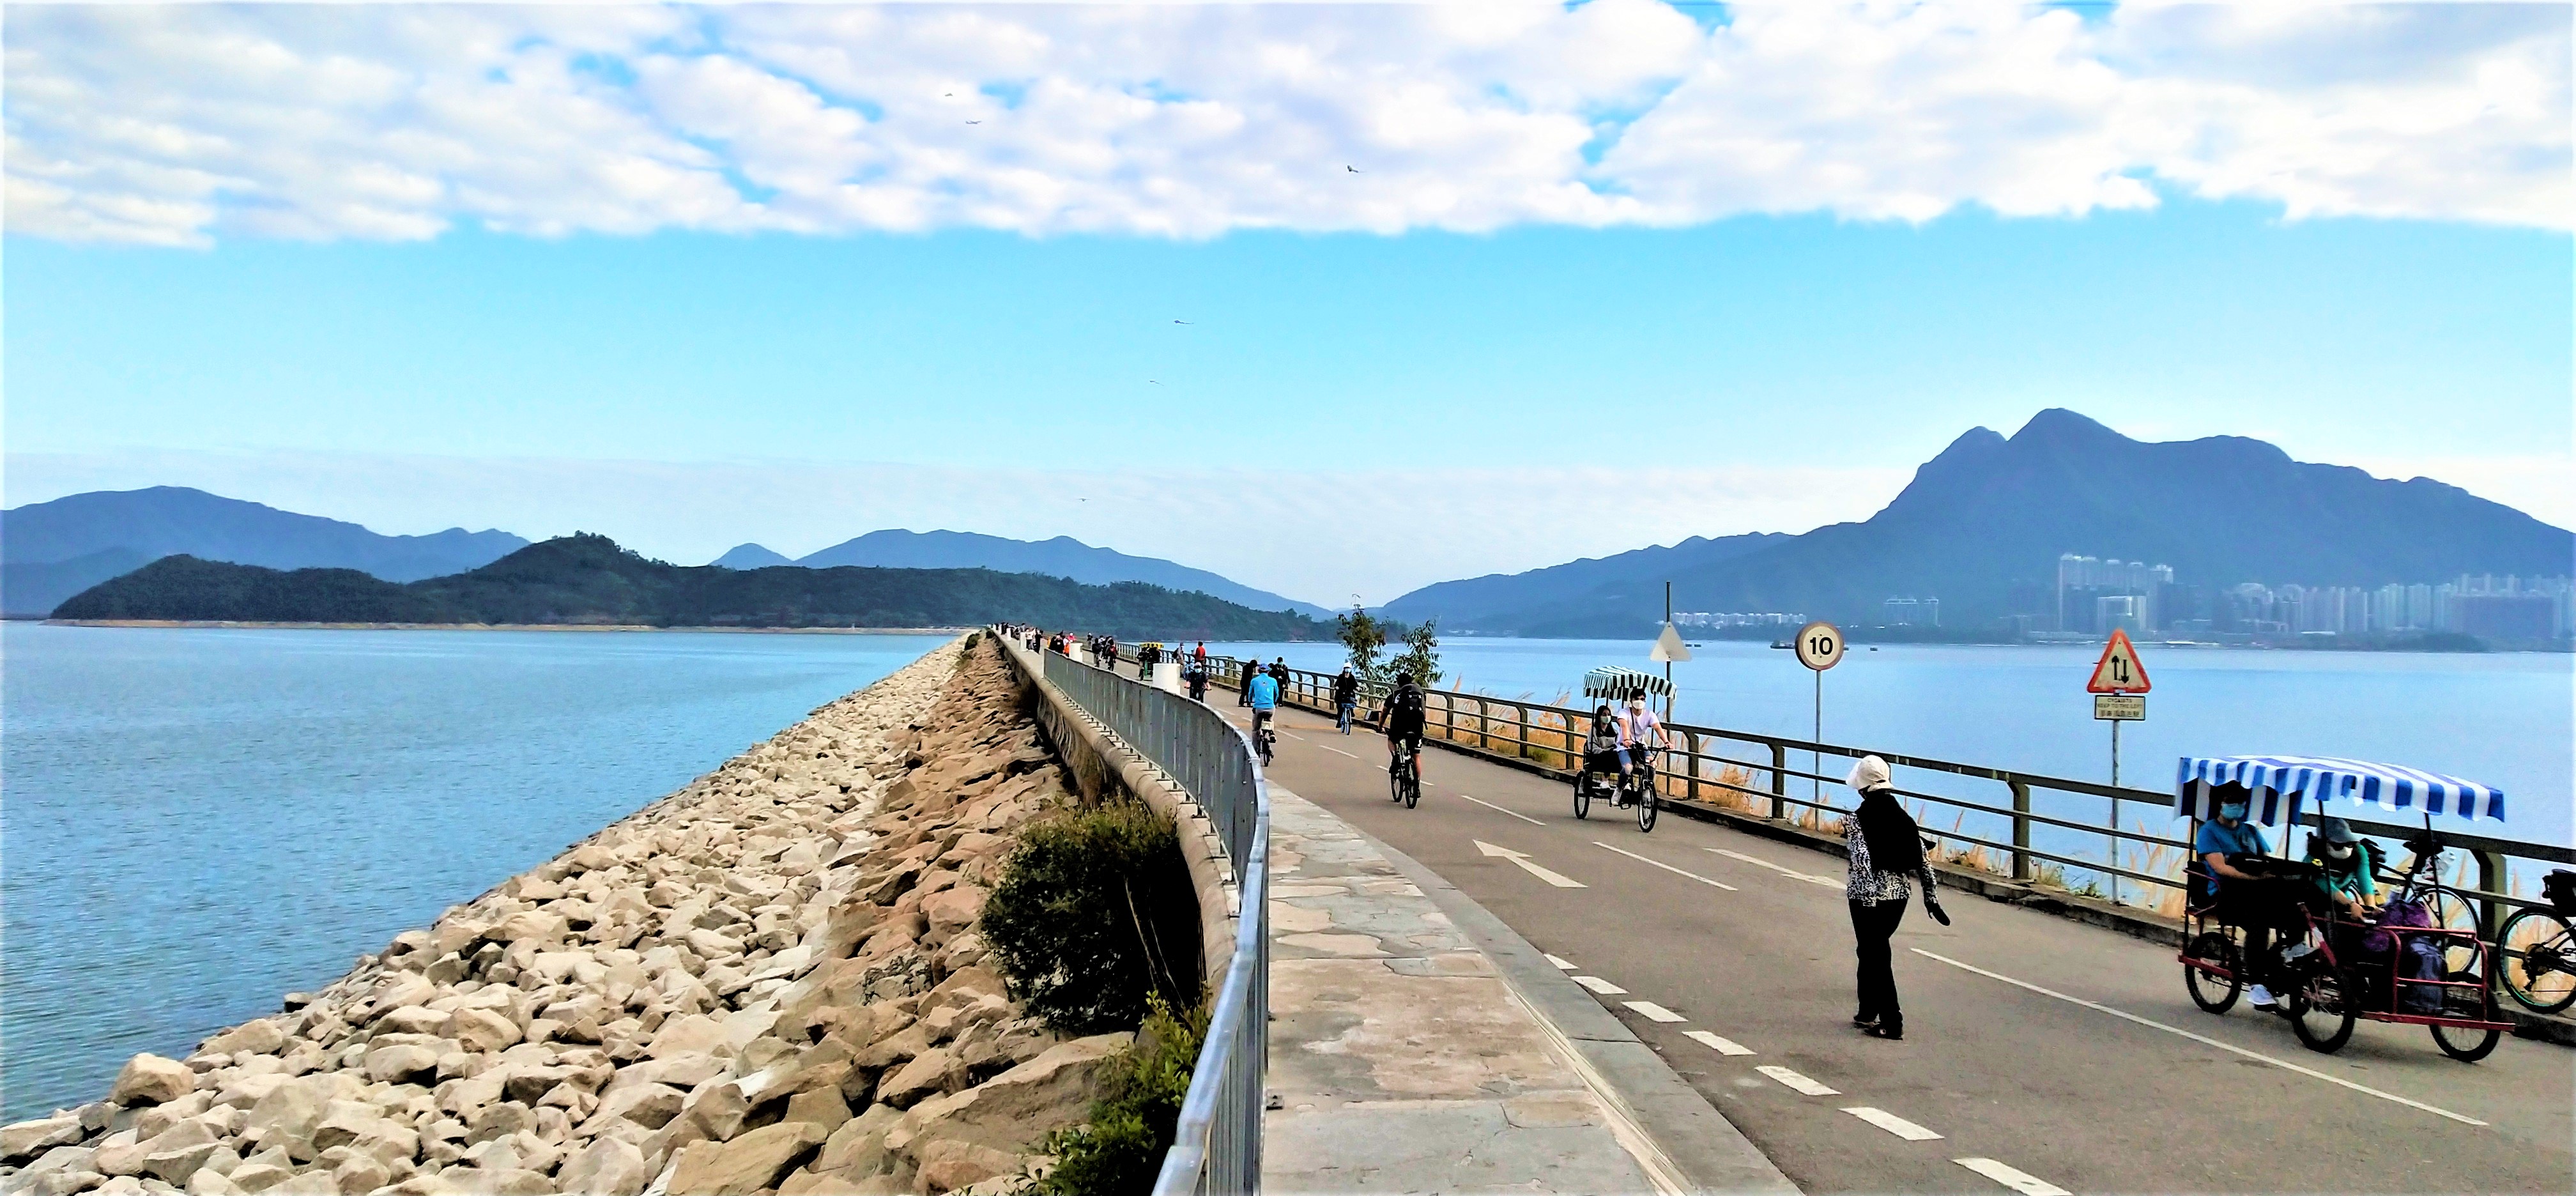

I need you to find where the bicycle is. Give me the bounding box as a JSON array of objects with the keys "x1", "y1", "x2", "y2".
[
  {"x1": 1388, "y1": 739, "x2": 1420, "y2": 809},
  {"x1": 1254, "y1": 714, "x2": 1276, "y2": 767},
  {"x1": 2499, "y1": 868, "x2": 2576, "y2": 1015}
]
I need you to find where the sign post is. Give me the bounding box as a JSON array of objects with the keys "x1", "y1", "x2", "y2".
[
  {"x1": 2085, "y1": 628, "x2": 2152, "y2": 905},
  {"x1": 1794, "y1": 620, "x2": 1844, "y2": 806}
]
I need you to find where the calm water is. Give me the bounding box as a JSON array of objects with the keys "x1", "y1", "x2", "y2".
[
  {"x1": 1204, "y1": 638, "x2": 2575, "y2": 862},
  {"x1": 0, "y1": 625, "x2": 946, "y2": 1121}
]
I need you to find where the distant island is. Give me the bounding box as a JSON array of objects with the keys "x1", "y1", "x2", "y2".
[{"x1": 51, "y1": 533, "x2": 1322, "y2": 640}]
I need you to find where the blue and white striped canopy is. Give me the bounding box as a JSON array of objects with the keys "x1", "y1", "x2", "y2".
[
  {"x1": 2174, "y1": 755, "x2": 2506, "y2": 826},
  {"x1": 1584, "y1": 666, "x2": 1671, "y2": 700}
]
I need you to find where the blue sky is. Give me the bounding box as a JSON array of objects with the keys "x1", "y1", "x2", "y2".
[{"x1": 4, "y1": 3, "x2": 2570, "y2": 603}]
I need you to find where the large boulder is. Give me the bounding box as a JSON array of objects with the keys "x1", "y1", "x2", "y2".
[
  {"x1": 109, "y1": 1055, "x2": 197, "y2": 1106},
  {"x1": 1, "y1": 1114, "x2": 84, "y2": 1162},
  {"x1": 558, "y1": 1136, "x2": 650, "y2": 1196},
  {"x1": 664, "y1": 1121, "x2": 831, "y2": 1195},
  {"x1": 199, "y1": 1019, "x2": 288, "y2": 1057}
]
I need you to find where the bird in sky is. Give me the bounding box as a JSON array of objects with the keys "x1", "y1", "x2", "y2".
[
  {"x1": 1346, "y1": 165, "x2": 1362, "y2": 173},
  {"x1": 966, "y1": 119, "x2": 982, "y2": 125},
  {"x1": 1148, "y1": 379, "x2": 1163, "y2": 385},
  {"x1": 1172, "y1": 319, "x2": 1193, "y2": 325}
]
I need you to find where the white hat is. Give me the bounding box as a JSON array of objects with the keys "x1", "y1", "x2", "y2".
[{"x1": 1846, "y1": 755, "x2": 1891, "y2": 792}]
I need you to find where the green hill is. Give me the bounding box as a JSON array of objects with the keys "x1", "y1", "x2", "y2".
[{"x1": 52, "y1": 533, "x2": 1322, "y2": 640}]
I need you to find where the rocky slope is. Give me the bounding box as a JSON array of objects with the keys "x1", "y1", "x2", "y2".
[{"x1": 3, "y1": 637, "x2": 1126, "y2": 1196}]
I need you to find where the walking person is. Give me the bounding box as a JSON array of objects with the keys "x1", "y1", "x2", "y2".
[
  {"x1": 1236, "y1": 659, "x2": 1254, "y2": 707},
  {"x1": 1332, "y1": 667, "x2": 1360, "y2": 733},
  {"x1": 1843, "y1": 756, "x2": 1949, "y2": 1040}
]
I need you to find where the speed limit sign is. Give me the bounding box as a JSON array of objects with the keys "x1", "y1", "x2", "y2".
[{"x1": 1795, "y1": 621, "x2": 1844, "y2": 671}]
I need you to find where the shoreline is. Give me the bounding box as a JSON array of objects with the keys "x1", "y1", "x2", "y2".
[{"x1": 34, "y1": 620, "x2": 976, "y2": 634}]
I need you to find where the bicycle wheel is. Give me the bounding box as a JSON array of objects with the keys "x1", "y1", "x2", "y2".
[
  {"x1": 1573, "y1": 778, "x2": 1591, "y2": 820},
  {"x1": 2183, "y1": 931, "x2": 2242, "y2": 1014},
  {"x1": 2288, "y1": 965, "x2": 2357, "y2": 1053},
  {"x1": 2418, "y1": 885, "x2": 2485, "y2": 974},
  {"x1": 1404, "y1": 772, "x2": 1420, "y2": 809},
  {"x1": 1390, "y1": 766, "x2": 1404, "y2": 803},
  {"x1": 1637, "y1": 792, "x2": 1657, "y2": 833},
  {"x1": 2430, "y1": 966, "x2": 2502, "y2": 1062},
  {"x1": 1259, "y1": 733, "x2": 1273, "y2": 767},
  {"x1": 2497, "y1": 907, "x2": 2576, "y2": 1014}
]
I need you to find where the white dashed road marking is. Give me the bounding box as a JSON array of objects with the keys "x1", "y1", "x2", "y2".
[
  {"x1": 1544, "y1": 954, "x2": 1577, "y2": 970},
  {"x1": 1755, "y1": 1066, "x2": 1839, "y2": 1096},
  {"x1": 1912, "y1": 948, "x2": 2487, "y2": 1127},
  {"x1": 1317, "y1": 744, "x2": 1357, "y2": 760},
  {"x1": 1684, "y1": 1031, "x2": 1754, "y2": 1055},
  {"x1": 1954, "y1": 1158, "x2": 2071, "y2": 1196},
  {"x1": 1706, "y1": 847, "x2": 1842, "y2": 888},
  {"x1": 1459, "y1": 792, "x2": 1545, "y2": 825},
  {"x1": 1573, "y1": 976, "x2": 1628, "y2": 995},
  {"x1": 1623, "y1": 1000, "x2": 1686, "y2": 1022},
  {"x1": 1842, "y1": 1107, "x2": 1943, "y2": 1141},
  {"x1": 1593, "y1": 841, "x2": 1740, "y2": 889}
]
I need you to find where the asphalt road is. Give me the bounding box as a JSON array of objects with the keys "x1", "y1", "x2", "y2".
[{"x1": 1227, "y1": 703, "x2": 2575, "y2": 1195}]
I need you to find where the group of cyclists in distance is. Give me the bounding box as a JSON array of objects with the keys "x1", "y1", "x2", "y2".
[{"x1": 996, "y1": 625, "x2": 1667, "y2": 812}]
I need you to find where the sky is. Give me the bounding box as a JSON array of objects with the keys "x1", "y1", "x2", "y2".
[{"x1": 4, "y1": 1, "x2": 2570, "y2": 606}]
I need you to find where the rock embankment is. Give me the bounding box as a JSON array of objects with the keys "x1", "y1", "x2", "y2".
[{"x1": 4, "y1": 637, "x2": 1124, "y2": 1196}]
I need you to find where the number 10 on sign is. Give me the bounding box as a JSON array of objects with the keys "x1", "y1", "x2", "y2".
[{"x1": 1796, "y1": 622, "x2": 1843, "y2": 804}]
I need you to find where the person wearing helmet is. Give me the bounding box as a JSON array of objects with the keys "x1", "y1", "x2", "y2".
[{"x1": 1382, "y1": 673, "x2": 1428, "y2": 783}]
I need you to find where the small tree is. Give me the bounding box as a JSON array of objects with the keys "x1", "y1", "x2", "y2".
[
  {"x1": 1335, "y1": 606, "x2": 1388, "y2": 686},
  {"x1": 1388, "y1": 617, "x2": 1442, "y2": 688}
]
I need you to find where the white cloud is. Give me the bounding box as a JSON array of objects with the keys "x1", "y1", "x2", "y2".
[
  {"x1": 5, "y1": 1, "x2": 2563, "y2": 245},
  {"x1": 1, "y1": 448, "x2": 1907, "y2": 604}
]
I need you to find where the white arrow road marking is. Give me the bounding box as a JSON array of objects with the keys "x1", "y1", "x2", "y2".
[
  {"x1": 1572, "y1": 975, "x2": 1627, "y2": 995},
  {"x1": 1954, "y1": 1158, "x2": 2070, "y2": 1196},
  {"x1": 1544, "y1": 954, "x2": 1577, "y2": 970},
  {"x1": 1843, "y1": 1107, "x2": 1942, "y2": 1140},
  {"x1": 1912, "y1": 948, "x2": 2487, "y2": 1126},
  {"x1": 1459, "y1": 793, "x2": 1544, "y2": 825},
  {"x1": 1684, "y1": 1031, "x2": 1754, "y2": 1055},
  {"x1": 1755, "y1": 1066, "x2": 1838, "y2": 1096},
  {"x1": 1475, "y1": 839, "x2": 1586, "y2": 887},
  {"x1": 1706, "y1": 847, "x2": 1842, "y2": 887},
  {"x1": 1623, "y1": 1000, "x2": 1685, "y2": 1022},
  {"x1": 1595, "y1": 842, "x2": 1738, "y2": 889}
]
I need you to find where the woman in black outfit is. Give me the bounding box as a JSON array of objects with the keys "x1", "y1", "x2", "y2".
[{"x1": 1843, "y1": 756, "x2": 1949, "y2": 1040}]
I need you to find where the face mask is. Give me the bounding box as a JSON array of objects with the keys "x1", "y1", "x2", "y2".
[
  {"x1": 2326, "y1": 843, "x2": 2355, "y2": 861},
  {"x1": 2218, "y1": 802, "x2": 2248, "y2": 822}
]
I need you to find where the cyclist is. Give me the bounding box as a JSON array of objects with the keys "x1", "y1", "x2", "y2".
[
  {"x1": 1332, "y1": 668, "x2": 1360, "y2": 734},
  {"x1": 1618, "y1": 689, "x2": 1667, "y2": 798},
  {"x1": 1248, "y1": 666, "x2": 1281, "y2": 752},
  {"x1": 1383, "y1": 672, "x2": 1428, "y2": 791}
]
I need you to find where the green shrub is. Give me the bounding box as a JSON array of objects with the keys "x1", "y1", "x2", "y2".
[
  {"x1": 981, "y1": 800, "x2": 1202, "y2": 1034},
  {"x1": 1029, "y1": 997, "x2": 1208, "y2": 1196}
]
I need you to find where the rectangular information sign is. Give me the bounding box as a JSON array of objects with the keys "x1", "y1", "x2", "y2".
[{"x1": 2093, "y1": 694, "x2": 2145, "y2": 721}]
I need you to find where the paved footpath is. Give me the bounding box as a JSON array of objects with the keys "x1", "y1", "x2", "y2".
[
  {"x1": 1234, "y1": 702, "x2": 2575, "y2": 1195},
  {"x1": 1264, "y1": 784, "x2": 1796, "y2": 1194}
]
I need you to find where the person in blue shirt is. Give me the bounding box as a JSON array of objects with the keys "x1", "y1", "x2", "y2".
[
  {"x1": 2196, "y1": 787, "x2": 2302, "y2": 1012},
  {"x1": 1248, "y1": 668, "x2": 1280, "y2": 744}
]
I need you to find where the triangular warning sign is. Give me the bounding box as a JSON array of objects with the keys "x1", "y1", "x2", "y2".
[
  {"x1": 1650, "y1": 623, "x2": 1692, "y2": 663},
  {"x1": 2087, "y1": 628, "x2": 2150, "y2": 694}
]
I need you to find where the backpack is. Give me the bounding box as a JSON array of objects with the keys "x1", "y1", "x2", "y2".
[
  {"x1": 2398, "y1": 938, "x2": 2446, "y2": 1014},
  {"x1": 2364, "y1": 898, "x2": 2433, "y2": 956},
  {"x1": 1386, "y1": 687, "x2": 1425, "y2": 724}
]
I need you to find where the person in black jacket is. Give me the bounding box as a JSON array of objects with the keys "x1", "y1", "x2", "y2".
[
  {"x1": 1382, "y1": 674, "x2": 1428, "y2": 788},
  {"x1": 1331, "y1": 668, "x2": 1360, "y2": 735}
]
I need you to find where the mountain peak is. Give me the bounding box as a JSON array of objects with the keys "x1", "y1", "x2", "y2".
[
  {"x1": 2010, "y1": 408, "x2": 2128, "y2": 448},
  {"x1": 711, "y1": 542, "x2": 793, "y2": 569}
]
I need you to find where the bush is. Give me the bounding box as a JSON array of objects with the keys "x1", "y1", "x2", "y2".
[
  {"x1": 1030, "y1": 997, "x2": 1208, "y2": 1196},
  {"x1": 981, "y1": 800, "x2": 1202, "y2": 1034}
]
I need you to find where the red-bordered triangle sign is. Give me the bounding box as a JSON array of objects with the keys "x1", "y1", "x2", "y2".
[{"x1": 2087, "y1": 628, "x2": 2150, "y2": 694}]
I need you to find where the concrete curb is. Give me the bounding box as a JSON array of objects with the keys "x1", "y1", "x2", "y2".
[{"x1": 1333, "y1": 811, "x2": 1802, "y2": 1195}]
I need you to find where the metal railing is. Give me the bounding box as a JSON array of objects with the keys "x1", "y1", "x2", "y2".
[
  {"x1": 1016, "y1": 640, "x2": 1269, "y2": 1195},
  {"x1": 1178, "y1": 652, "x2": 2571, "y2": 941}
]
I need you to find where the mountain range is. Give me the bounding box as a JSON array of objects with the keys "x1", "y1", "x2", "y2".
[
  {"x1": 710, "y1": 530, "x2": 1333, "y2": 618},
  {"x1": 1379, "y1": 409, "x2": 2575, "y2": 636},
  {"x1": 2, "y1": 487, "x2": 528, "y2": 617},
  {"x1": 54, "y1": 533, "x2": 1321, "y2": 640}
]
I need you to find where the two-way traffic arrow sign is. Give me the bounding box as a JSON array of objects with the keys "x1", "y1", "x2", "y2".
[{"x1": 1475, "y1": 839, "x2": 1587, "y2": 888}]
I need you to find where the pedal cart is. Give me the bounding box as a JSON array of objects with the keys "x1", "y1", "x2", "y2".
[
  {"x1": 2175, "y1": 756, "x2": 2515, "y2": 1062},
  {"x1": 1573, "y1": 666, "x2": 1666, "y2": 832}
]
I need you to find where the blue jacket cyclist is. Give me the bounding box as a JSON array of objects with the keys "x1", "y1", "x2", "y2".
[{"x1": 1248, "y1": 670, "x2": 1280, "y2": 742}]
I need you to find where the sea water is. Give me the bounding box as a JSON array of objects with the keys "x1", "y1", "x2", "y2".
[
  {"x1": 0, "y1": 624, "x2": 948, "y2": 1121},
  {"x1": 1198, "y1": 637, "x2": 2575, "y2": 859}
]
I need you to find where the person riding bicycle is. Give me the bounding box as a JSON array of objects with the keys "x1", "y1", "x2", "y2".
[
  {"x1": 2195, "y1": 786, "x2": 2304, "y2": 1012},
  {"x1": 1382, "y1": 673, "x2": 1427, "y2": 785},
  {"x1": 1248, "y1": 666, "x2": 1281, "y2": 746},
  {"x1": 1332, "y1": 668, "x2": 1360, "y2": 734},
  {"x1": 1184, "y1": 657, "x2": 1209, "y2": 702},
  {"x1": 1617, "y1": 690, "x2": 1667, "y2": 784},
  {"x1": 2303, "y1": 816, "x2": 2384, "y2": 920}
]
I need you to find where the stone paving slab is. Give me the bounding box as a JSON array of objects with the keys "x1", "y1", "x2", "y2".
[{"x1": 1264, "y1": 786, "x2": 1669, "y2": 1194}]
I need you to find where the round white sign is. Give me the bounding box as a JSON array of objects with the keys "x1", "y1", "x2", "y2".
[{"x1": 1795, "y1": 620, "x2": 1845, "y2": 671}]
